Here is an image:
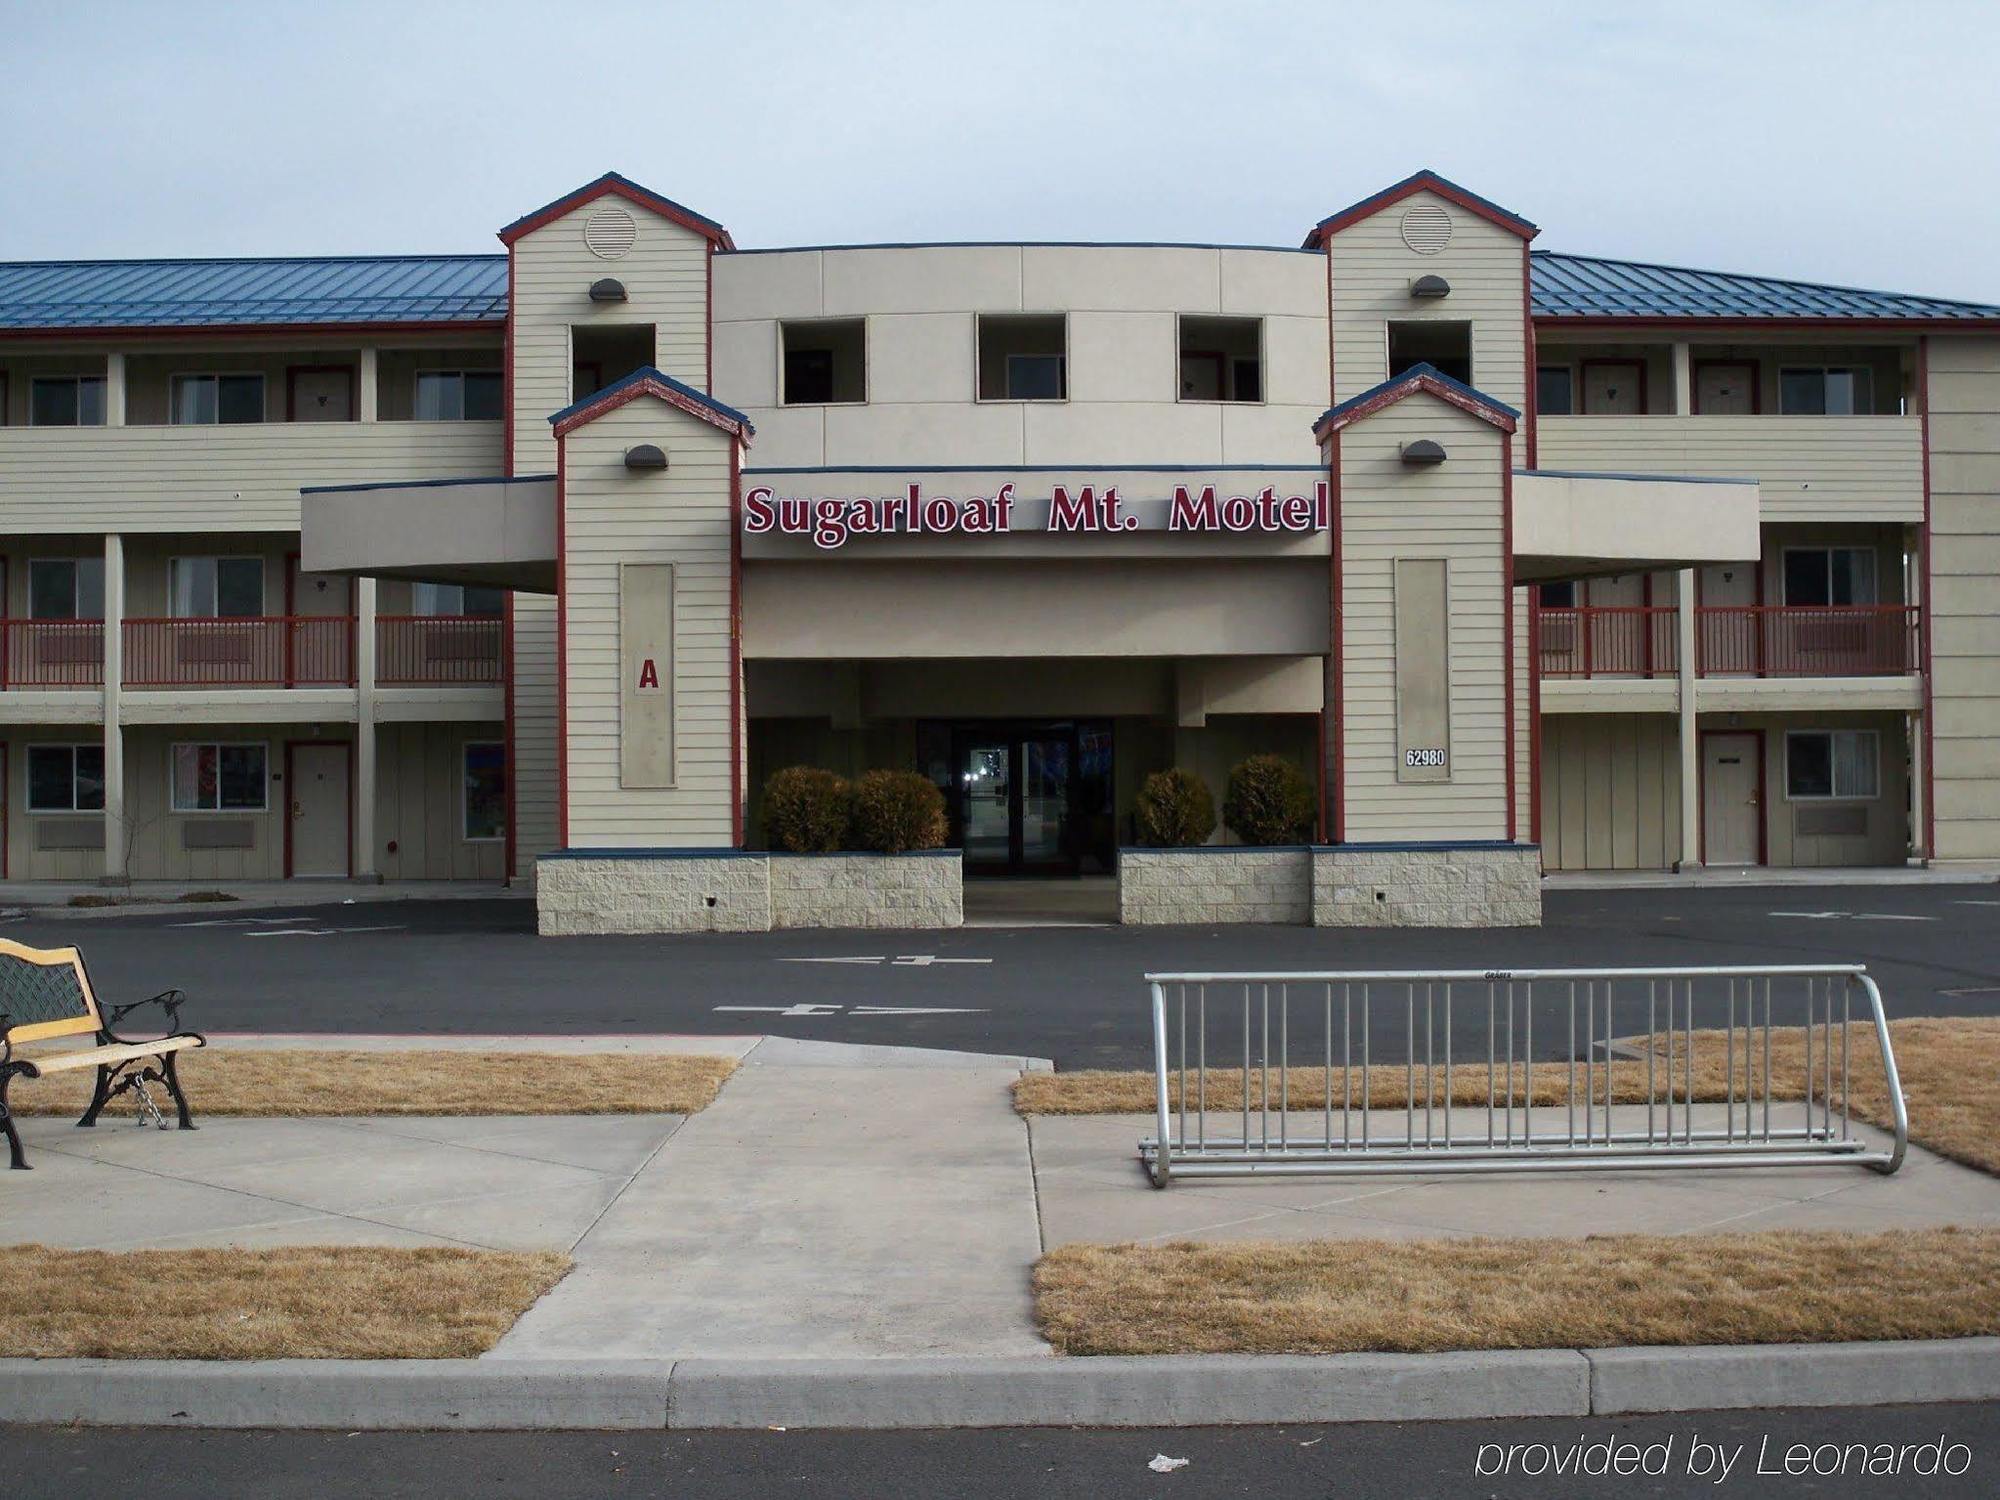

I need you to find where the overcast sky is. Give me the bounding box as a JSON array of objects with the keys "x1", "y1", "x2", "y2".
[{"x1": 4, "y1": 1, "x2": 1998, "y2": 302}]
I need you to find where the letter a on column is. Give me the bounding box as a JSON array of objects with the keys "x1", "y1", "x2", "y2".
[{"x1": 621, "y1": 563, "x2": 675, "y2": 787}]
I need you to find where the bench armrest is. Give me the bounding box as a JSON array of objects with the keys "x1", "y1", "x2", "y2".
[{"x1": 102, "y1": 989, "x2": 193, "y2": 1044}]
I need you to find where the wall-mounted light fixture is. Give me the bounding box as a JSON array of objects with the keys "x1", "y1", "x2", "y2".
[
  {"x1": 588, "y1": 277, "x2": 628, "y2": 303},
  {"x1": 624, "y1": 443, "x2": 668, "y2": 471},
  {"x1": 1400, "y1": 439, "x2": 1448, "y2": 465},
  {"x1": 1410, "y1": 274, "x2": 1451, "y2": 299}
]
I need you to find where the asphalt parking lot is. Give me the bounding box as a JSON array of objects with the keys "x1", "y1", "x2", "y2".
[{"x1": 7, "y1": 881, "x2": 1996, "y2": 1070}]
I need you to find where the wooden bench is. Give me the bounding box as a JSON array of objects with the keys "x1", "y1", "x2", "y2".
[{"x1": 0, "y1": 938, "x2": 204, "y2": 1170}]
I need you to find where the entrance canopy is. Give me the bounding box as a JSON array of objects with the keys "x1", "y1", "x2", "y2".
[
  {"x1": 301, "y1": 474, "x2": 557, "y2": 592},
  {"x1": 1512, "y1": 468, "x2": 1762, "y2": 583}
]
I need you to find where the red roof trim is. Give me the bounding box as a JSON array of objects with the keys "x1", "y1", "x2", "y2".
[
  {"x1": 1306, "y1": 171, "x2": 1538, "y2": 249},
  {"x1": 551, "y1": 371, "x2": 753, "y2": 442},
  {"x1": 1313, "y1": 370, "x2": 1519, "y2": 440},
  {"x1": 498, "y1": 173, "x2": 734, "y2": 250}
]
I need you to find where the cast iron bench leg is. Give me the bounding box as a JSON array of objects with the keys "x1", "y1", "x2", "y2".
[
  {"x1": 76, "y1": 1063, "x2": 114, "y2": 1128},
  {"x1": 162, "y1": 1051, "x2": 197, "y2": 1130},
  {"x1": 1, "y1": 1067, "x2": 26, "y2": 1170}
]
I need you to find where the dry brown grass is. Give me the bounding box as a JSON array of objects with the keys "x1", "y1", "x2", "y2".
[
  {"x1": 10, "y1": 1050, "x2": 737, "y2": 1118},
  {"x1": 0, "y1": 1246, "x2": 569, "y2": 1359},
  {"x1": 1035, "y1": 1229, "x2": 2000, "y2": 1355},
  {"x1": 1013, "y1": 1017, "x2": 2000, "y2": 1176}
]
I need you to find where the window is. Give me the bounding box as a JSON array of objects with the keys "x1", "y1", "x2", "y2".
[
  {"x1": 29, "y1": 376, "x2": 106, "y2": 427},
  {"x1": 412, "y1": 582, "x2": 505, "y2": 616},
  {"x1": 1779, "y1": 366, "x2": 1872, "y2": 416},
  {"x1": 977, "y1": 314, "x2": 1066, "y2": 400},
  {"x1": 28, "y1": 558, "x2": 105, "y2": 619},
  {"x1": 1783, "y1": 547, "x2": 1878, "y2": 606},
  {"x1": 27, "y1": 744, "x2": 105, "y2": 813},
  {"x1": 463, "y1": 742, "x2": 505, "y2": 841},
  {"x1": 171, "y1": 373, "x2": 265, "y2": 425},
  {"x1": 1387, "y1": 320, "x2": 1472, "y2": 386},
  {"x1": 1178, "y1": 316, "x2": 1262, "y2": 403},
  {"x1": 781, "y1": 319, "x2": 866, "y2": 405},
  {"x1": 1536, "y1": 365, "x2": 1574, "y2": 415},
  {"x1": 1786, "y1": 730, "x2": 1879, "y2": 801},
  {"x1": 170, "y1": 557, "x2": 265, "y2": 618},
  {"x1": 1537, "y1": 581, "x2": 1578, "y2": 608},
  {"x1": 171, "y1": 743, "x2": 268, "y2": 812},
  {"x1": 414, "y1": 370, "x2": 504, "y2": 421}
]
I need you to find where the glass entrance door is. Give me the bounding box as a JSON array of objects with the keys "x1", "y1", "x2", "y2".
[{"x1": 939, "y1": 721, "x2": 1111, "y2": 876}]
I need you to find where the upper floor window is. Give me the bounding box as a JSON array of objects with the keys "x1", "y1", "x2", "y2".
[
  {"x1": 414, "y1": 369, "x2": 503, "y2": 421},
  {"x1": 413, "y1": 582, "x2": 505, "y2": 617},
  {"x1": 1536, "y1": 365, "x2": 1574, "y2": 416},
  {"x1": 978, "y1": 314, "x2": 1066, "y2": 401},
  {"x1": 1178, "y1": 316, "x2": 1262, "y2": 403},
  {"x1": 1779, "y1": 366, "x2": 1871, "y2": 416},
  {"x1": 1782, "y1": 547, "x2": 1877, "y2": 606},
  {"x1": 781, "y1": 319, "x2": 866, "y2": 405},
  {"x1": 1388, "y1": 320, "x2": 1471, "y2": 386},
  {"x1": 30, "y1": 375, "x2": 106, "y2": 427},
  {"x1": 1537, "y1": 581, "x2": 1578, "y2": 608},
  {"x1": 170, "y1": 556, "x2": 265, "y2": 618},
  {"x1": 29, "y1": 557, "x2": 105, "y2": 619},
  {"x1": 172, "y1": 373, "x2": 265, "y2": 425}
]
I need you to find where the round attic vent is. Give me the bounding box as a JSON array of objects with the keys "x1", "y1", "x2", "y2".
[
  {"x1": 583, "y1": 206, "x2": 637, "y2": 260},
  {"x1": 1400, "y1": 203, "x2": 1453, "y2": 256}
]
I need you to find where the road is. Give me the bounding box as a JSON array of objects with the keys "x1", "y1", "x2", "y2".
[
  {"x1": 3, "y1": 1404, "x2": 1994, "y2": 1498},
  {"x1": 7, "y1": 881, "x2": 1996, "y2": 1069}
]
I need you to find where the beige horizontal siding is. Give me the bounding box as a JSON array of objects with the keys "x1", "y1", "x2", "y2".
[
  {"x1": 1536, "y1": 415, "x2": 1923, "y2": 521},
  {"x1": 1338, "y1": 401, "x2": 1510, "y2": 841},
  {"x1": 0, "y1": 423, "x2": 502, "y2": 533},
  {"x1": 1927, "y1": 336, "x2": 2000, "y2": 860}
]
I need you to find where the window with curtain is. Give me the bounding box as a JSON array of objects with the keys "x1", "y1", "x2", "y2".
[
  {"x1": 29, "y1": 376, "x2": 106, "y2": 427},
  {"x1": 412, "y1": 582, "x2": 505, "y2": 616},
  {"x1": 171, "y1": 743, "x2": 268, "y2": 812},
  {"x1": 414, "y1": 370, "x2": 503, "y2": 421},
  {"x1": 171, "y1": 374, "x2": 265, "y2": 425},
  {"x1": 1785, "y1": 730, "x2": 1880, "y2": 801},
  {"x1": 28, "y1": 558, "x2": 105, "y2": 619},
  {"x1": 1782, "y1": 548, "x2": 1878, "y2": 606},
  {"x1": 170, "y1": 557, "x2": 265, "y2": 617}
]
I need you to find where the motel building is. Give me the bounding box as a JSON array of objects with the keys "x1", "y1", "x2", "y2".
[{"x1": 0, "y1": 169, "x2": 1995, "y2": 931}]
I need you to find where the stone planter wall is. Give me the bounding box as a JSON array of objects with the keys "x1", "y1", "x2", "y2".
[
  {"x1": 770, "y1": 851, "x2": 964, "y2": 929},
  {"x1": 1117, "y1": 847, "x2": 1312, "y2": 925},
  {"x1": 1312, "y1": 843, "x2": 1542, "y2": 928},
  {"x1": 537, "y1": 850, "x2": 771, "y2": 936},
  {"x1": 537, "y1": 848, "x2": 963, "y2": 934}
]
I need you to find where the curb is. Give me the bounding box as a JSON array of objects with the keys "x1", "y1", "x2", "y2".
[{"x1": 2, "y1": 1339, "x2": 1996, "y2": 1430}]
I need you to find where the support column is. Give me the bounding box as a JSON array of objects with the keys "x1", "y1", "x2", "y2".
[
  {"x1": 104, "y1": 352, "x2": 126, "y2": 427},
  {"x1": 355, "y1": 576, "x2": 379, "y2": 881},
  {"x1": 1909, "y1": 711, "x2": 1928, "y2": 864},
  {"x1": 1675, "y1": 566, "x2": 1701, "y2": 870},
  {"x1": 101, "y1": 534, "x2": 127, "y2": 884},
  {"x1": 1671, "y1": 341, "x2": 1692, "y2": 414},
  {"x1": 357, "y1": 348, "x2": 378, "y2": 423}
]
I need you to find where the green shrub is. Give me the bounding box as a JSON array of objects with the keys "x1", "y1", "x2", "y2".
[
  {"x1": 849, "y1": 769, "x2": 948, "y2": 853},
  {"x1": 1132, "y1": 768, "x2": 1216, "y2": 847},
  {"x1": 1223, "y1": 754, "x2": 1316, "y2": 846},
  {"x1": 761, "y1": 766, "x2": 852, "y2": 853}
]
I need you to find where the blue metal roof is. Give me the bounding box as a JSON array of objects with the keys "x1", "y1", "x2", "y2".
[
  {"x1": 1531, "y1": 251, "x2": 2000, "y2": 321},
  {"x1": 0, "y1": 255, "x2": 508, "y2": 330}
]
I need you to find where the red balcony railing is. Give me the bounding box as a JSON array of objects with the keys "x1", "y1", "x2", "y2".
[
  {"x1": 121, "y1": 617, "x2": 356, "y2": 687},
  {"x1": 0, "y1": 619, "x2": 107, "y2": 687},
  {"x1": 376, "y1": 615, "x2": 504, "y2": 685},
  {"x1": 1697, "y1": 605, "x2": 1921, "y2": 678},
  {"x1": 1537, "y1": 607, "x2": 1678, "y2": 679},
  {"x1": 1539, "y1": 605, "x2": 1921, "y2": 680}
]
